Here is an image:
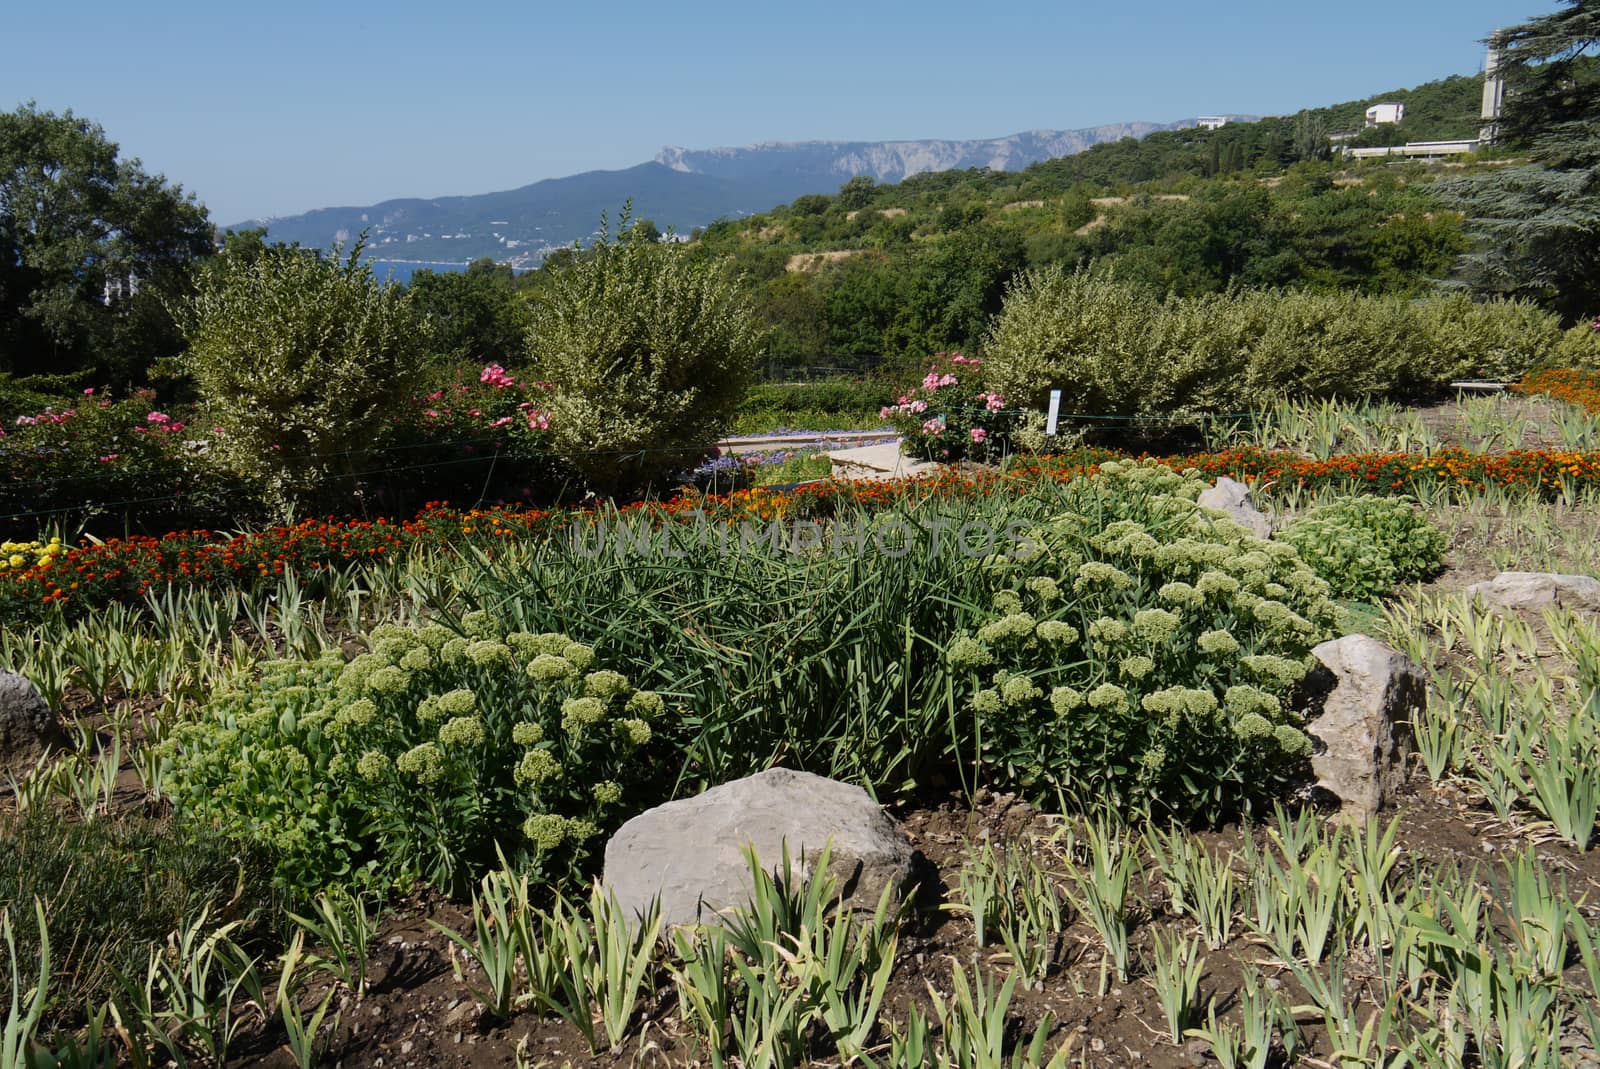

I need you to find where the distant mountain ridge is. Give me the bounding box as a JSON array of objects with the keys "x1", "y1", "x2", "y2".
[
  {"x1": 655, "y1": 122, "x2": 1204, "y2": 185},
  {"x1": 239, "y1": 119, "x2": 1236, "y2": 267}
]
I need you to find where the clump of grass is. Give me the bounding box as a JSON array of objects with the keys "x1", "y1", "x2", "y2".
[{"x1": 0, "y1": 809, "x2": 277, "y2": 1028}]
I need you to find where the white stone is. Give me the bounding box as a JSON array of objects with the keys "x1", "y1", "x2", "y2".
[
  {"x1": 0, "y1": 671, "x2": 68, "y2": 775},
  {"x1": 603, "y1": 768, "x2": 913, "y2": 926},
  {"x1": 1196, "y1": 476, "x2": 1272, "y2": 539},
  {"x1": 1466, "y1": 571, "x2": 1600, "y2": 612},
  {"x1": 1303, "y1": 635, "x2": 1422, "y2": 817}
]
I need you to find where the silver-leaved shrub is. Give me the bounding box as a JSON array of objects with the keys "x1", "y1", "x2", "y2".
[
  {"x1": 526, "y1": 214, "x2": 764, "y2": 494},
  {"x1": 178, "y1": 243, "x2": 435, "y2": 519},
  {"x1": 948, "y1": 461, "x2": 1340, "y2": 821},
  {"x1": 163, "y1": 612, "x2": 662, "y2": 898}
]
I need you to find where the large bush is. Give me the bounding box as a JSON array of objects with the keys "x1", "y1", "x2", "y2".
[
  {"x1": 163, "y1": 614, "x2": 664, "y2": 899},
  {"x1": 178, "y1": 245, "x2": 435, "y2": 518},
  {"x1": 983, "y1": 267, "x2": 1590, "y2": 418},
  {"x1": 948, "y1": 461, "x2": 1340, "y2": 820},
  {"x1": 526, "y1": 223, "x2": 764, "y2": 493}
]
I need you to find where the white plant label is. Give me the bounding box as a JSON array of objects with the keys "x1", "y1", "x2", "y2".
[{"x1": 1046, "y1": 389, "x2": 1062, "y2": 437}]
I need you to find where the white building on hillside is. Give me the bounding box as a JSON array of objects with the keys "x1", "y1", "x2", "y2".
[
  {"x1": 1196, "y1": 116, "x2": 1228, "y2": 130},
  {"x1": 1365, "y1": 103, "x2": 1405, "y2": 126}
]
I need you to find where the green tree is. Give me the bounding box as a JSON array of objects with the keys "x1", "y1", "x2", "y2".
[
  {"x1": 0, "y1": 104, "x2": 213, "y2": 384},
  {"x1": 526, "y1": 214, "x2": 764, "y2": 493},
  {"x1": 1438, "y1": 2, "x2": 1600, "y2": 320},
  {"x1": 178, "y1": 242, "x2": 434, "y2": 518},
  {"x1": 407, "y1": 258, "x2": 530, "y2": 366},
  {"x1": 837, "y1": 175, "x2": 877, "y2": 212}
]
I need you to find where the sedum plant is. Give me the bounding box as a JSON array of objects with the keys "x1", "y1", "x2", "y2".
[
  {"x1": 947, "y1": 461, "x2": 1339, "y2": 820},
  {"x1": 163, "y1": 610, "x2": 665, "y2": 898},
  {"x1": 1281, "y1": 496, "x2": 1447, "y2": 601},
  {"x1": 526, "y1": 208, "x2": 764, "y2": 494}
]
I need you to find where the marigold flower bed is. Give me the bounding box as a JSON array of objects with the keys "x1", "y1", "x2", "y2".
[
  {"x1": 1514, "y1": 367, "x2": 1600, "y2": 414},
  {"x1": 7, "y1": 446, "x2": 1600, "y2": 623}
]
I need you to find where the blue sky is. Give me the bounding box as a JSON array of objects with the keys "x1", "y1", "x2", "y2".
[{"x1": 3, "y1": 0, "x2": 1556, "y2": 224}]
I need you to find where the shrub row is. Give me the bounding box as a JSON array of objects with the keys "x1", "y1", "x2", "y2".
[{"x1": 982, "y1": 268, "x2": 1600, "y2": 417}]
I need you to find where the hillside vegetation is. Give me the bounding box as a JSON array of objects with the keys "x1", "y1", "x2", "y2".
[{"x1": 509, "y1": 73, "x2": 1491, "y2": 372}]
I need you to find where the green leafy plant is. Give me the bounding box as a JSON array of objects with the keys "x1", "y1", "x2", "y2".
[
  {"x1": 1281, "y1": 496, "x2": 1447, "y2": 601},
  {"x1": 163, "y1": 614, "x2": 664, "y2": 898},
  {"x1": 950, "y1": 461, "x2": 1339, "y2": 819},
  {"x1": 527, "y1": 207, "x2": 764, "y2": 493},
  {"x1": 1146, "y1": 930, "x2": 1206, "y2": 1044}
]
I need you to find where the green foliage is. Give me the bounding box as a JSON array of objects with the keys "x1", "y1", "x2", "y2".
[
  {"x1": 178, "y1": 242, "x2": 435, "y2": 519},
  {"x1": 0, "y1": 104, "x2": 213, "y2": 385},
  {"x1": 526, "y1": 213, "x2": 764, "y2": 493},
  {"x1": 982, "y1": 267, "x2": 1567, "y2": 415},
  {"x1": 0, "y1": 809, "x2": 275, "y2": 1029},
  {"x1": 1281, "y1": 497, "x2": 1448, "y2": 601},
  {"x1": 1437, "y1": 5, "x2": 1600, "y2": 321},
  {"x1": 406, "y1": 259, "x2": 531, "y2": 367},
  {"x1": 0, "y1": 390, "x2": 236, "y2": 529},
  {"x1": 740, "y1": 377, "x2": 894, "y2": 417},
  {"x1": 948, "y1": 461, "x2": 1338, "y2": 819},
  {"x1": 162, "y1": 615, "x2": 663, "y2": 900}
]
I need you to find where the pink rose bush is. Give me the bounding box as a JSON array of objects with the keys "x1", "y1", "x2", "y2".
[{"x1": 880, "y1": 351, "x2": 1015, "y2": 463}]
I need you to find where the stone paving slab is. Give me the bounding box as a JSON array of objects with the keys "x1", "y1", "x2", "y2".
[{"x1": 825, "y1": 440, "x2": 939, "y2": 481}]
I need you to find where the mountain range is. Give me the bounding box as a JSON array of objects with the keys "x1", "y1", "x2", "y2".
[{"x1": 235, "y1": 119, "x2": 1232, "y2": 267}]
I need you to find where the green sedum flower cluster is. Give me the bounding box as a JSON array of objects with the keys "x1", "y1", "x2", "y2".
[
  {"x1": 163, "y1": 612, "x2": 664, "y2": 899},
  {"x1": 948, "y1": 461, "x2": 1339, "y2": 821}
]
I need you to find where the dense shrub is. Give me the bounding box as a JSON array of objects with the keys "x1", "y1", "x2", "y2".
[
  {"x1": 163, "y1": 614, "x2": 665, "y2": 899},
  {"x1": 179, "y1": 244, "x2": 435, "y2": 519},
  {"x1": 948, "y1": 461, "x2": 1340, "y2": 819},
  {"x1": 983, "y1": 267, "x2": 1591, "y2": 418},
  {"x1": 0, "y1": 390, "x2": 235, "y2": 529},
  {"x1": 741, "y1": 378, "x2": 894, "y2": 416},
  {"x1": 0, "y1": 810, "x2": 276, "y2": 1026},
  {"x1": 880, "y1": 352, "x2": 1016, "y2": 462},
  {"x1": 527, "y1": 223, "x2": 764, "y2": 493},
  {"x1": 1280, "y1": 496, "x2": 1448, "y2": 600}
]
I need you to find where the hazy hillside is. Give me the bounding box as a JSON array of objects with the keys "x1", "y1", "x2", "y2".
[
  {"x1": 237, "y1": 121, "x2": 1221, "y2": 264},
  {"x1": 655, "y1": 121, "x2": 1213, "y2": 185},
  {"x1": 239, "y1": 70, "x2": 1483, "y2": 268}
]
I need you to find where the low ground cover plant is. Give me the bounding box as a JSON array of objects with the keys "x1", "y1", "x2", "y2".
[
  {"x1": 1280, "y1": 496, "x2": 1448, "y2": 600},
  {"x1": 163, "y1": 615, "x2": 667, "y2": 899},
  {"x1": 0, "y1": 809, "x2": 276, "y2": 1029}
]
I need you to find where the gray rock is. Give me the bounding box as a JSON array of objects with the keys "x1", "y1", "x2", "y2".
[
  {"x1": 1196, "y1": 476, "x2": 1272, "y2": 539},
  {"x1": 1302, "y1": 635, "x2": 1422, "y2": 818},
  {"x1": 603, "y1": 767, "x2": 913, "y2": 926},
  {"x1": 1466, "y1": 571, "x2": 1600, "y2": 613},
  {"x1": 0, "y1": 671, "x2": 68, "y2": 775}
]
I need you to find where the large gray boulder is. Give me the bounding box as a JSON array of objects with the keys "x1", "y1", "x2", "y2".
[
  {"x1": 1302, "y1": 636, "x2": 1422, "y2": 818},
  {"x1": 603, "y1": 768, "x2": 914, "y2": 926},
  {"x1": 0, "y1": 671, "x2": 68, "y2": 776},
  {"x1": 1197, "y1": 477, "x2": 1272, "y2": 539},
  {"x1": 1466, "y1": 572, "x2": 1600, "y2": 613}
]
